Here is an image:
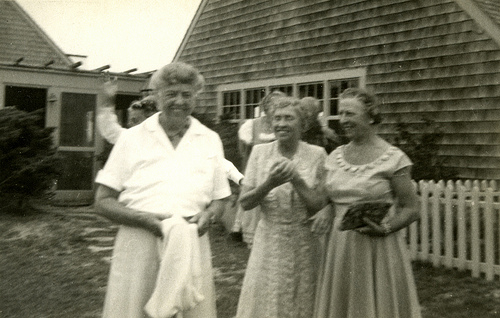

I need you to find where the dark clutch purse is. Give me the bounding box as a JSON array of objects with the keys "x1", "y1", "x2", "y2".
[{"x1": 339, "y1": 201, "x2": 392, "y2": 231}]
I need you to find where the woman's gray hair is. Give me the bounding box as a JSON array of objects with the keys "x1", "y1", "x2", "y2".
[
  {"x1": 148, "y1": 62, "x2": 205, "y2": 93},
  {"x1": 339, "y1": 88, "x2": 381, "y2": 124},
  {"x1": 270, "y1": 96, "x2": 308, "y2": 131},
  {"x1": 260, "y1": 90, "x2": 286, "y2": 115}
]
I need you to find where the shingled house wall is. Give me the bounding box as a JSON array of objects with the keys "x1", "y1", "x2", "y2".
[{"x1": 175, "y1": 0, "x2": 500, "y2": 180}]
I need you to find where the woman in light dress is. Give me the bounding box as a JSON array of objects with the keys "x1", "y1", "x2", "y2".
[
  {"x1": 312, "y1": 87, "x2": 422, "y2": 318},
  {"x1": 232, "y1": 90, "x2": 286, "y2": 247},
  {"x1": 235, "y1": 96, "x2": 327, "y2": 318}
]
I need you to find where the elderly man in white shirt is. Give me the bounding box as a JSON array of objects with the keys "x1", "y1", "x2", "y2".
[
  {"x1": 95, "y1": 62, "x2": 231, "y2": 318},
  {"x1": 96, "y1": 79, "x2": 244, "y2": 185}
]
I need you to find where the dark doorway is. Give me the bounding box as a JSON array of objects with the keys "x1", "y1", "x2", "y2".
[{"x1": 5, "y1": 86, "x2": 47, "y2": 125}]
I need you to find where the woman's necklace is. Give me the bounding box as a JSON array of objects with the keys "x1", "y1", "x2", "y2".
[{"x1": 344, "y1": 140, "x2": 387, "y2": 165}]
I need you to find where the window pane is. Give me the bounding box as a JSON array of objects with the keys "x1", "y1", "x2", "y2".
[
  {"x1": 5, "y1": 86, "x2": 47, "y2": 126},
  {"x1": 270, "y1": 85, "x2": 293, "y2": 96},
  {"x1": 60, "y1": 93, "x2": 96, "y2": 147},
  {"x1": 244, "y1": 88, "x2": 265, "y2": 119},
  {"x1": 328, "y1": 78, "x2": 359, "y2": 116},
  {"x1": 298, "y1": 82, "x2": 324, "y2": 112},
  {"x1": 56, "y1": 151, "x2": 94, "y2": 190},
  {"x1": 222, "y1": 91, "x2": 241, "y2": 120},
  {"x1": 298, "y1": 82, "x2": 323, "y2": 99}
]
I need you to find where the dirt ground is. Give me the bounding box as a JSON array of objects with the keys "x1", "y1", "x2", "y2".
[{"x1": 1, "y1": 205, "x2": 500, "y2": 318}]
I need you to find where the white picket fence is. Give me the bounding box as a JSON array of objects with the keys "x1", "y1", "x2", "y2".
[{"x1": 405, "y1": 180, "x2": 500, "y2": 280}]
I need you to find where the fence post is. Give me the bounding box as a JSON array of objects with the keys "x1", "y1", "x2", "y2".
[
  {"x1": 444, "y1": 183, "x2": 454, "y2": 268},
  {"x1": 456, "y1": 182, "x2": 467, "y2": 271},
  {"x1": 432, "y1": 181, "x2": 442, "y2": 267},
  {"x1": 484, "y1": 188, "x2": 494, "y2": 280},
  {"x1": 420, "y1": 180, "x2": 430, "y2": 261},
  {"x1": 471, "y1": 186, "x2": 480, "y2": 278}
]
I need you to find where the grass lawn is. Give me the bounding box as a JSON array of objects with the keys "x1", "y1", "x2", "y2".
[{"x1": 1, "y1": 206, "x2": 500, "y2": 318}]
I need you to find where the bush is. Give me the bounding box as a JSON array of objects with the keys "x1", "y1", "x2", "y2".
[
  {"x1": 392, "y1": 117, "x2": 457, "y2": 181},
  {"x1": 0, "y1": 107, "x2": 62, "y2": 212}
]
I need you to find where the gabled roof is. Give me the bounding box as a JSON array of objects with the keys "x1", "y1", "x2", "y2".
[
  {"x1": 0, "y1": 0, "x2": 73, "y2": 69},
  {"x1": 474, "y1": 0, "x2": 500, "y2": 25},
  {"x1": 173, "y1": 0, "x2": 209, "y2": 63},
  {"x1": 453, "y1": 0, "x2": 500, "y2": 47}
]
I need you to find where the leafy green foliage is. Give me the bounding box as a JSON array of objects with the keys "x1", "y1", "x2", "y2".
[
  {"x1": 0, "y1": 107, "x2": 62, "y2": 211},
  {"x1": 392, "y1": 117, "x2": 457, "y2": 181}
]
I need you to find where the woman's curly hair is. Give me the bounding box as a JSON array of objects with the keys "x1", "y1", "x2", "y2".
[
  {"x1": 339, "y1": 88, "x2": 381, "y2": 124},
  {"x1": 149, "y1": 62, "x2": 205, "y2": 93}
]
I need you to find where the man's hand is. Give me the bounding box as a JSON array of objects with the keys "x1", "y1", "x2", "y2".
[{"x1": 189, "y1": 210, "x2": 212, "y2": 236}]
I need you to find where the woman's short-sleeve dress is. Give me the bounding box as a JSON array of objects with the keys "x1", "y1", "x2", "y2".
[
  {"x1": 314, "y1": 145, "x2": 422, "y2": 318},
  {"x1": 236, "y1": 141, "x2": 326, "y2": 318},
  {"x1": 234, "y1": 117, "x2": 276, "y2": 246}
]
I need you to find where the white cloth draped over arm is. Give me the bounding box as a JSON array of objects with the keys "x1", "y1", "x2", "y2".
[
  {"x1": 96, "y1": 107, "x2": 126, "y2": 144},
  {"x1": 145, "y1": 216, "x2": 204, "y2": 318},
  {"x1": 224, "y1": 159, "x2": 244, "y2": 184}
]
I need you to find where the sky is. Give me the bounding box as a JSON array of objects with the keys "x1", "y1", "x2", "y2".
[{"x1": 16, "y1": 0, "x2": 203, "y2": 73}]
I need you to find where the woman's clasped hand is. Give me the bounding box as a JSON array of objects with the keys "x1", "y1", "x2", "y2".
[{"x1": 268, "y1": 158, "x2": 296, "y2": 186}]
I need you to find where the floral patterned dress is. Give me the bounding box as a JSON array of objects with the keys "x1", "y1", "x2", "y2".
[
  {"x1": 236, "y1": 141, "x2": 326, "y2": 318},
  {"x1": 314, "y1": 145, "x2": 422, "y2": 318}
]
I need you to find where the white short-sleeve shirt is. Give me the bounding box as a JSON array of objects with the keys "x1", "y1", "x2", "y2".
[{"x1": 95, "y1": 113, "x2": 231, "y2": 217}]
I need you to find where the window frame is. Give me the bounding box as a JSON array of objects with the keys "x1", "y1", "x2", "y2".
[{"x1": 216, "y1": 68, "x2": 366, "y2": 124}]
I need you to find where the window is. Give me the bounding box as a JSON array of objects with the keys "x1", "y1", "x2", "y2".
[
  {"x1": 60, "y1": 93, "x2": 96, "y2": 147},
  {"x1": 5, "y1": 86, "x2": 47, "y2": 126},
  {"x1": 221, "y1": 90, "x2": 241, "y2": 120},
  {"x1": 245, "y1": 88, "x2": 265, "y2": 118},
  {"x1": 217, "y1": 68, "x2": 366, "y2": 136},
  {"x1": 328, "y1": 78, "x2": 358, "y2": 119},
  {"x1": 298, "y1": 82, "x2": 325, "y2": 115},
  {"x1": 270, "y1": 85, "x2": 293, "y2": 96}
]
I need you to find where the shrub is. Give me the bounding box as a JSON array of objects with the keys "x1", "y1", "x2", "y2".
[
  {"x1": 392, "y1": 117, "x2": 457, "y2": 181},
  {"x1": 0, "y1": 107, "x2": 62, "y2": 213}
]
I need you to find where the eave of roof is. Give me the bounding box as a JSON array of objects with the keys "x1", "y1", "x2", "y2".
[
  {"x1": 9, "y1": 0, "x2": 74, "y2": 67},
  {"x1": 453, "y1": 0, "x2": 500, "y2": 48},
  {"x1": 172, "y1": 0, "x2": 209, "y2": 63},
  {"x1": 0, "y1": 62, "x2": 150, "y2": 80}
]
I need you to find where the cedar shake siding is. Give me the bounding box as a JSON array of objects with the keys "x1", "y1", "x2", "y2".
[
  {"x1": 0, "y1": 1, "x2": 73, "y2": 68},
  {"x1": 174, "y1": 0, "x2": 500, "y2": 180}
]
